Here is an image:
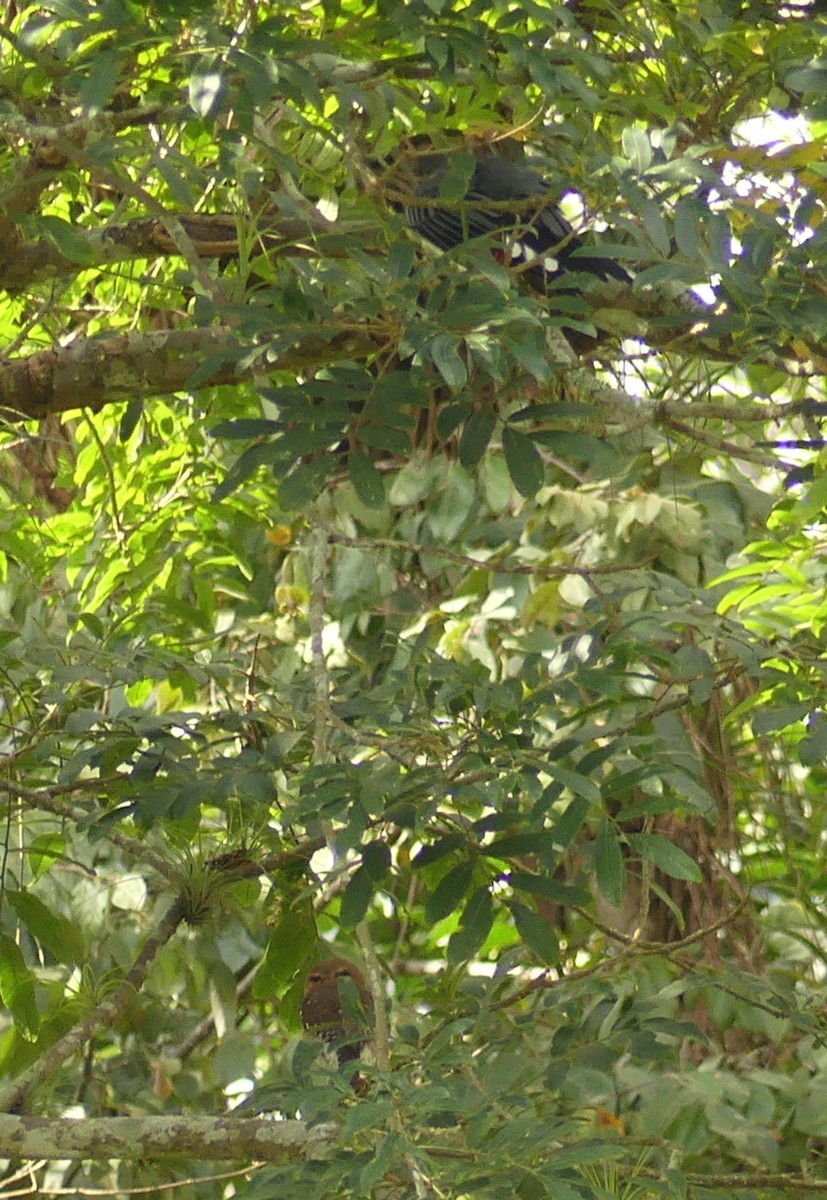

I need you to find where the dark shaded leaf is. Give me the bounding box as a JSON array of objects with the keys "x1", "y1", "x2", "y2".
[{"x1": 503, "y1": 426, "x2": 544, "y2": 497}]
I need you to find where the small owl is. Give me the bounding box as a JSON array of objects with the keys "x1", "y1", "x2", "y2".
[{"x1": 300, "y1": 957, "x2": 374, "y2": 1067}]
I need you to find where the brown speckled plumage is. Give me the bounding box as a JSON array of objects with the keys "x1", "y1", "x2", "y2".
[{"x1": 301, "y1": 957, "x2": 374, "y2": 1067}]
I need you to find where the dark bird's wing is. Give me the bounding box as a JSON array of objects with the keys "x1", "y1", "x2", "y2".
[
  {"x1": 405, "y1": 151, "x2": 631, "y2": 285},
  {"x1": 406, "y1": 156, "x2": 507, "y2": 249}
]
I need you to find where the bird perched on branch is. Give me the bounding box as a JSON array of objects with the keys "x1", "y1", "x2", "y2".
[
  {"x1": 393, "y1": 134, "x2": 631, "y2": 292},
  {"x1": 301, "y1": 957, "x2": 374, "y2": 1070}
]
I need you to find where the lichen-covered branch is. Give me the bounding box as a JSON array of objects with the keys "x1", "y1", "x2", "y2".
[
  {"x1": 0, "y1": 1113, "x2": 336, "y2": 1162},
  {"x1": 0, "y1": 325, "x2": 371, "y2": 420}
]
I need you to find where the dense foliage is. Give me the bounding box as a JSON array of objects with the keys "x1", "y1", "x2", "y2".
[{"x1": 1, "y1": 0, "x2": 827, "y2": 1197}]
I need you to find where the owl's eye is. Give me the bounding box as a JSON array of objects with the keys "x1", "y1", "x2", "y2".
[
  {"x1": 308, "y1": 973, "x2": 322, "y2": 983},
  {"x1": 335, "y1": 968, "x2": 352, "y2": 978}
]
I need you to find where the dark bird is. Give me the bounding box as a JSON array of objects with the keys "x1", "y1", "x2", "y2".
[
  {"x1": 300, "y1": 957, "x2": 374, "y2": 1068},
  {"x1": 399, "y1": 141, "x2": 631, "y2": 291}
]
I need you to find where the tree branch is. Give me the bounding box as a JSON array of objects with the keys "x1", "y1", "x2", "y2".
[
  {"x1": 0, "y1": 325, "x2": 373, "y2": 421},
  {"x1": 0, "y1": 1113, "x2": 335, "y2": 1162}
]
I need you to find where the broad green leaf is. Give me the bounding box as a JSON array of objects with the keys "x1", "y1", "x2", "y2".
[
  {"x1": 339, "y1": 866, "x2": 373, "y2": 929},
  {"x1": 341, "y1": 1098, "x2": 393, "y2": 1138},
  {"x1": 510, "y1": 901, "x2": 560, "y2": 964},
  {"x1": 360, "y1": 1132, "x2": 405, "y2": 1192},
  {"x1": 594, "y1": 820, "x2": 624, "y2": 909},
  {"x1": 362, "y1": 840, "x2": 391, "y2": 881},
  {"x1": 545, "y1": 764, "x2": 601, "y2": 803},
  {"x1": 785, "y1": 63, "x2": 827, "y2": 95},
  {"x1": 0, "y1": 934, "x2": 38, "y2": 1040},
  {"x1": 447, "y1": 885, "x2": 494, "y2": 962},
  {"x1": 674, "y1": 197, "x2": 701, "y2": 259},
  {"x1": 793, "y1": 1083, "x2": 827, "y2": 1134},
  {"x1": 39, "y1": 216, "x2": 96, "y2": 266},
  {"x1": 77, "y1": 48, "x2": 121, "y2": 114},
  {"x1": 502, "y1": 426, "x2": 544, "y2": 497},
  {"x1": 621, "y1": 125, "x2": 652, "y2": 172},
  {"x1": 430, "y1": 335, "x2": 468, "y2": 390},
  {"x1": 639, "y1": 196, "x2": 671, "y2": 255},
  {"x1": 26, "y1": 834, "x2": 67, "y2": 882},
  {"x1": 388, "y1": 241, "x2": 415, "y2": 280},
  {"x1": 426, "y1": 859, "x2": 474, "y2": 923},
  {"x1": 349, "y1": 449, "x2": 386, "y2": 509},
  {"x1": 509, "y1": 873, "x2": 588, "y2": 907},
  {"x1": 627, "y1": 833, "x2": 703, "y2": 882},
  {"x1": 546, "y1": 797, "x2": 591, "y2": 849},
  {"x1": 6, "y1": 891, "x2": 85, "y2": 963},
  {"x1": 255, "y1": 905, "x2": 317, "y2": 998},
  {"x1": 459, "y1": 411, "x2": 496, "y2": 468},
  {"x1": 752, "y1": 704, "x2": 808, "y2": 735},
  {"x1": 437, "y1": 150, "x2": 476, "y2": 200}
]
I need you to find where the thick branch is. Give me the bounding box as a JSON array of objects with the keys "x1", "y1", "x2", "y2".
[
  {"x1": 0, "y1": 325, "x2": 372, "y2": 421},
  {"x1": 0, "y1": 1113, "x2": 335, "y2": 1162},
  {"x1": 0, "y1": 212, "x2": 379, "y2": 290}
]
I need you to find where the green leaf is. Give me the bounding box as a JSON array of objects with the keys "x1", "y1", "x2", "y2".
[
  {"x1": 752, "y1": 704, "x2": 808, "y2": 735},
  {"x1": 793, "y1": 1083, "x2": 827, "y2": 1134},
  {"x1": 549, "y1": 1141, "x2": 627, "y2": 1168},
  {"x1": 213, "y1": 442, "x2": 277, "y2": 500},
  {"x1": 26, "y1": 834, "x2": 66, "y2": 882},
  {"x1": 39, "y1": 216, "x2": 97, "y2": 266},
  {"x1": 360, "y1": 1132, "x2": 405, "y2": 1192},
  {"x1": 279, "y1": 459, "x2": 333, "y2": 510},
  {"x1": 486, "y1": 830, "x2": 561, "y2": 858},
  {"x1": 213, "y1": 1032, "x2": 257, "y2": 1086},
  {"x1": 0, "y1": 934, "x2": 39, "y2": 1040},
  {"x1": 437, "y1": 401, "x2": 472, "y2": 441},
  {"x1": 426, "y1": 859, "x2": 474, "y2": 923},
  {"x1": 6, "y1": 890, "x2": 84, "y2": 963},
  {"x1": 77, "y1": 48, "x2": 121, "y2": 114},
  {"x1": 211, "y1": 419, "x2": 281, "y2": 439},
  {"x1": 341, "y1": 1098, "x2": 393, "y2": 1138},
  {"x1": 510, "y1": 901, "x2": 560, "y2": 964},
  {"x1": 388, "y1": 241, "x2": 415, "y2": 280},
  {"x1": 349, "y1": 449, "x2": 386, "y2": 509},
  {"x1": 459, "y1": 411, "x2": 496, "y2": 468},
  {"x1": 799, "y1": 712, "x2": 827, "y2": 766},
  {"x1": 388, "y1": 457, "x2": 441, "y2": 506},
  {"x1": 502, "y1": 426, "x2": 544, "y2": 497},
  {"x1": 362, "y1": 840, "x2": 391, "y2": 881},
  {"x1": 413, "y1": 835, "x2": 466, "y2": 867},
  {"x1": 545, "y1": 797, "x2": 591, "y2": 849},
  {"x1": 339, "y1": 866, "x2": 372, "y2": 929},
  {"x1": 437, "y1": 150, "x2": 476, "y2": 200},
  {"x1": 255, "y1": 906, "x2": 317, "y2": 999},
  {"x1": 510, "y1": 327, "x2": 552, "y2": 381},
  {"x1": 594, "y1": 820, "x2": 624, "y2": 908},
  {"x1": 156, "y1": 155, "x2": 196, "y2": 208},
  {"x1": 785, "y1": 63, "x2": 827, "y2": 96},
  {"x1": 621, "y1": 125, "x2": 652, "y2": 172},
  {"x1": 639, "y1": 196, "x2": 671, "y2": 255},
  {"x1": 509, "y1": 873, "x2": 588, "y2": 907},
  {"x1": 545, "y1": 764, "x2": 601, "y2": 803},
  {"x1": 627, "y1": 833, "x2": 702, "y2": 882},
  {"x1": 447, "y1": 885, "x2": 494, "y2": 962},
  {"x1": 674, "y1": 197, "x2": 701, "y2": 260},
  {"x1": 430, "y1": 334, "x2": 468, "y2": 389}
]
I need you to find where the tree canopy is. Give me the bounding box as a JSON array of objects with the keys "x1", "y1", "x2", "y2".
[{"x1": 2, "y1": 0, "x2": 827, "y2": 1197}]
